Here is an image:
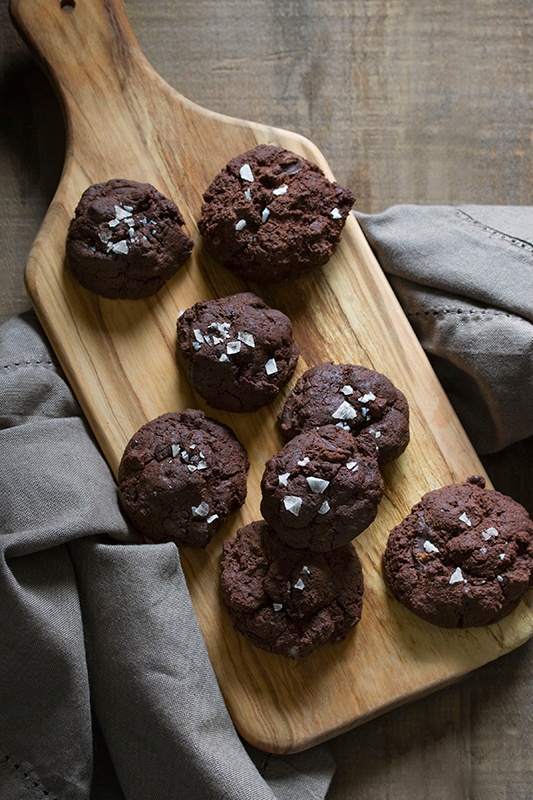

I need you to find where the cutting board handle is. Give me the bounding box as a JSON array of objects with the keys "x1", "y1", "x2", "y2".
[{"x1": 9, "y1": 0, "x2": 155, "y2": 136}]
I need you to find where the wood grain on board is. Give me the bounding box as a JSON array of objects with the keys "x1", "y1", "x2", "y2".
[{"x1": 9, "y1": 0, "x2": 533, "y2": 754}]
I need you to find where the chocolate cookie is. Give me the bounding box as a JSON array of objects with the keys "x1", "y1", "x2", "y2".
[
  {"x1": 176, "y1": 292, "x2": 299, "y2": 412},
  {"x1": 66, "y1": 179, "x2": 193, "y2": 299},
  {"x1": 383, "y1": 476, "x2": 533, "y2": 628},
  {"x1": 198, "y1": 144, "x2": 355, "y2": 282},
  {"x1": 278, "y1": 362, "x2": 410, "y2": 464},
  {"x1": 117, "y1": 410, "x2": 249, "y2": 547},
  {"x1": 260, "y1": 425, "x2": 384, "y2": 551},
  {"x1": 220, "y1": 520, "x2": 364, "y2": 658}
]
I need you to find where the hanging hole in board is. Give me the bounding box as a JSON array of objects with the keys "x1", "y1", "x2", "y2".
[{"x1": 60, "y1": 0, "x2": 76, "y2": 12}]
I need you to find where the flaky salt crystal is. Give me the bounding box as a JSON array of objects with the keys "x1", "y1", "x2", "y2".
[
  {"x1": 332, "y1": 400, "x2": 357, "y2": 421},
  {"x1": 239, "y1": 163, "x2": 254, "y2": 182},
  {"x1": 283, "y1": 496, "x2": 302, "y2": 516},
  {"x1": 114, "y1": 205, "x2": 131, "y2": 221},
  {"x1": 111, "y1": 240, "x2": 129, "y2": 254},
  {"x1": 306, "y1": 476, "x2": 330, "y2": 494},
  {"x1": 237, "y1": 331, "x2": 255, "y2": 347},
  {"x1": 449, "y1": 567, "x2": 465, "y2": 585},
  {"x1": 192, "y1": 502, "x2": 210, "y2": 518}
]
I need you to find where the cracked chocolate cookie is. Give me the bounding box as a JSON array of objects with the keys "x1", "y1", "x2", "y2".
[
  {"x1": 278, "y1": 362, "x2": 410, "y2": 464},
  {"x1": 66, "y1": 179, "x2": 193, "y2": 298},
  {"x1": 220, "y1": 520, "x2": 364, "y2": 658},
  {"x1": 383, "y1": 476, "x2": 533, "y2": 628},
  {"x1": 198, "y1": 144, "x2": 355, "y2": 282},
  {"x1": 117, "y1": 410, "x2": 249, "y2": 547},
  {"x1": 176, "y1": 292, "x2": 299, "y2": 412},
  {"x1": 260, "y1": 425, "x2": 383, "y2": 551}
]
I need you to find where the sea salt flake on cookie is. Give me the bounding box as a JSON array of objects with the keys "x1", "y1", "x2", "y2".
[
  {"x1": 237, "y1": 331, "x2": 255, "y2": 347},
  {"x1": 306, "y1": 476, "x2": 330, "y2": 494},
  {"x1": 114, "y1": 205, "x2": 132, "y2": 221},
  {"x1": 278, "y1": 472, "x2": 291, "y2": 487},
  {"x1": 449, "y1": 567, "x2": 465, "y2": 585},
  {"x1": 284, "y1": 496, "x2": 303, "y2": 516},
  {"x1": 111, "y1": 240, "x2": 129, "y2": 255},
  {"x1": 332, "y1": 400, "x2": 357, "y2": 421},
  {"x1": 239, "y1": 163, "x2": 254, "y2": 182},
  {"x1": 192, "y1": 502, "x2": 210, "y2": 518}
]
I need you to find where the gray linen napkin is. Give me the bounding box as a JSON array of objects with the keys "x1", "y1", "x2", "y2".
[
  {"x1": 0, "y1": 312, "x2": 335, "y2": 800},
  {"x1": 356, "y1": 205, "x2": 533, "y2": 453}
]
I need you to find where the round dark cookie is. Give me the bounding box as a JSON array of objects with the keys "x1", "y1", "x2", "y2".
[
  {"x1": 117, "y1": 410, "x2": 249, "y2": 547},
  {"x1": 66, "y1": 178, "x2": 193, "y2": 299},
  {"x1": 198, "y1": 144, "x2": 355, "y2": 282},
  {"x1": 220, "y1": 520, "x2": 364, "y2": 658},
  {"x1": 260, "y1": 425, "x2": 384, "y2": 551},
  {"x1": 278, "y1": 362, "x2": 410, "y2": 464},
  {"x1": 383, "y1": 476, "x2": 533, "y2": 628},
  {"x1": 176, "y1": 292, "x2": 299, "y2": 413}
]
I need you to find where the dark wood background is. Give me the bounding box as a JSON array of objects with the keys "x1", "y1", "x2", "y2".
[{"x1": 1, "y1": 1, "x2": 532, "y2": 797}]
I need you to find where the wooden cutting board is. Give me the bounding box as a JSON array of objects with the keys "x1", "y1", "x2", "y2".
[{"x1": 11, "y1": 0, "x2": 533, "y2": 754}]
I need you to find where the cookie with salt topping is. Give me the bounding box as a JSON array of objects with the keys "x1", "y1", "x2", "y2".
[
  {"x1": 220, "y1": 520, "x2": 364, "y2": 658},
  {"x1": 278, "y1": 362, "x2": 410, "y2": 464},
  {"x1": 198, "y1": 144, "x2": 355, "y2": 282},
  {"x1": 383, "y1": 476, "x2": 533, "y2": 628},
  {"x1": 260, "y1": 425, "x2": 384, "y2": 551},
  {"x1": 117, "y1": 410, "x2": 248, "y2": 547},
  {"x1": 176, "y1": 292, "x2": 299, "y2": 412},
  {"x1": 66, "y1": 178, "x2": 193, "y2": 298}
]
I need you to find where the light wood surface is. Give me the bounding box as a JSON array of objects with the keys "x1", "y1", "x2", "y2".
[
  {"x1": 2, "y1": 0, "x2": 532, "y2": 794},
  {"x1": 8, "y1": 0, "x2": 533, "y2": 756}
]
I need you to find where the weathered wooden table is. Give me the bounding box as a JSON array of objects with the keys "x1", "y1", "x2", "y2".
[{"x1": 1, "y1": 1, "x2": 532, "y2": 797}]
